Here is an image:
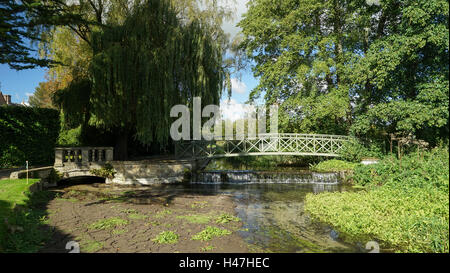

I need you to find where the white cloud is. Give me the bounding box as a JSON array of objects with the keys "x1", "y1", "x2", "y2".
[
  {"x1": 220, "y1": 98, "x2": 251, "y2": 121},
  {"x1": 25, "y1": 92, "x2": 33, "y2": 97},
  {"x1": 231, "y1": 78, "x2": 247, "y2": 94}
]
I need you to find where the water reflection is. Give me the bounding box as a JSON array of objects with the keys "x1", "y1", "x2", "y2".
[{"x1": 185, "y1": 182, "x2": 360, "y2": 253}]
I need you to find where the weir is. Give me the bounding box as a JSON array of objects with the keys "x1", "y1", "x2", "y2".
[
  {"x1": 194, "y1": 170, "x2": 341, "y2": 184},
  {"x1": 13, "y1": 134, "x2": 349, "y2": 186}
]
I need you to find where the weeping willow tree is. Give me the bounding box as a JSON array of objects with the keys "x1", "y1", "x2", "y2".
[{"x1": 88, "y1": 0, "x2": 226, "y2": 159}]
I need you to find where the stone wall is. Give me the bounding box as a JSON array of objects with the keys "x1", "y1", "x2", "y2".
[
  {"x1": 9, "y1": 147, "x2": 198, "y2": 186},
  {"x1": 108, "y1": 160, "x2": 193, "y2": 185}
]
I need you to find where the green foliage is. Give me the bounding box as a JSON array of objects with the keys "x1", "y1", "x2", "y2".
[
  {"x1": 111, "y1": 229, "x2": 127, "y2": 235},
  {"x1": 191, "y1": 226, "x2": 232, "y2": 241},
  {"x1": 57, "y1": 126, "x2": 82, "y2": 146},
  {"x1": 351, "y1": 147, "x2": 449, "y2": 190},
  {"x1": 39, "y1": 0, "x2": 235, "y2": 158},
  {"x1": 0, "y1": 179, "x2": 52, "y2": 253},
  {"x1": 339, "y1": 140, "x2": 383, "y2": 163},
  {"x1": 82, "y1": 240, "x2": 103, "y2": 253},
  {"x1": 176, "y1": 214, "x2": 211, "y2": 224},
  {"x1": 310, "y1": 160, "x2": 358, "y2": 172},
  {"x1": 154, "y1": 209, "x2": 173, "y2": 218},
  {"x1": 0, "y1": 106, "x2": 60, "y2": 168},
  {"x1": 87, "y1": 0, "x2": 226, "y2": 148},
  {"x1": 46, "y1": 169, "x2": 61, "y2": 184},
  {"x1": 0, "y1": 0, "x2": 58, "y2": 70},
  {"x1": 306, "y1": 147, "x2": 449, "y2": 252},
  {"x1": 215, "y1": 213, "x2": 240, "y2": 224},
  {"x1": 88, "y1": 217, "x2": 128, "y2": 230},
  {"x1": 239, "y1": 0, "x2": 449, "y2": 144},
  {"x1": 206, "y1": 155, "x2": 319, "y2": 170},
  {"x1": 127, "y1": 213, "x2": 148, "y2": 220},
  {"x1": 90, "y1": 163, "x2": 116, "y2": 179},
  {"x1": 152, "y1": 231, "x2": 179, "y2": 244}
]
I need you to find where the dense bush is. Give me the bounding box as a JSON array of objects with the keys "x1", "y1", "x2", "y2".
[
  {"x1": 0, "y1": 106, "x2": 60, "y2": 168},
  {"x1": 206, "y1": 155, "x2": 321, "y2": 171},
  {"x1": 352, "y1": 147, "x2": 449, "y2": 190},
  {"x1": 306, "y1": 147, "x2": 449, "y2": 253},
  {"x1": 90, "y1": 163, "x2": 116, "y2": 179},
  {"x1": 310, "y1": 159, "x2": 359, "y2": 172},
  {"x1": 339, "y1": 139, "x2": 383, "y2": 162},
  {"x1": 57, "y1": 126, "x2": 81, "y2": 146}
]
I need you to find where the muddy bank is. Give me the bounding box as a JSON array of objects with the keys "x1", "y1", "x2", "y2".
[{"x1": 40, "y1": 183, "x2": 248, "y2": 253}]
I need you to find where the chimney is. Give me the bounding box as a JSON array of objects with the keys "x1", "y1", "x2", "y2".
[{"x1": 4, "y1": 95, "x2": 11, "y2": 105}]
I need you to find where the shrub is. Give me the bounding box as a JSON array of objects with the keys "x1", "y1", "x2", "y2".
[
  {"x1": 340, "y1": 140, "x2": 383, "y2": 163},
  {"x1": 90, "y1": 163, "x2": 116, "y2": 179},
  {"x1": 310, "y1": 159, "x2": 358, "y2": 172},
  {"x1": 351, "y1": 147, "x2": 449, "y2": 189},
  {"x1": 46, "y1": 169, "x2": 62, "y2": 184},
  {"x1": 306, "y1": 147, "x2": 449, "y2": 253},
  {"x1": 0, "y1": 106, "x2": 60, "y2": 168},
  {"x1": 57, "y1": 126, "x2": 81, "y2": 146}
]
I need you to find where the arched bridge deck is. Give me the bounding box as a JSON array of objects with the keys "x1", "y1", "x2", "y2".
[{"x1": 175, "y1": 133, "x2": 353, "y2": 159}]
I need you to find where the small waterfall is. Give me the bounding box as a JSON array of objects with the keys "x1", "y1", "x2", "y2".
[
  {"x1": 199, "y1": 171, "x2": 222, "y2": 183},
  {"x1": 193, "y1": 170, "x2": 341, "y2": 184},
  {"x1": 311, "y1": 172, "x2": 340, "y2": 183}
]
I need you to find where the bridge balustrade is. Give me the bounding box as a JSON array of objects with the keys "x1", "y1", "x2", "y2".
[
  {"x1": 54, "y1": 147, "x2": 114, "y2": 166},
  {"x1": 175, "y1": 133, "x2": 353, "y2": 159}
]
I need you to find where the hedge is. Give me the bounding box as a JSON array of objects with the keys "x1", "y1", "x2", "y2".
[{"x1": 0, "y1": 106, "x2": 60, "y2": 168}]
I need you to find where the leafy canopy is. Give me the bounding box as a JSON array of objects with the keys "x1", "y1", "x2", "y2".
[{"x1": 239, "y1": 0, "x2": 449, "y2": 144}]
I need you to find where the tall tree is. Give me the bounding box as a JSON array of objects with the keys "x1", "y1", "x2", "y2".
[
  {"x1": 239, "y1": 0, "x2": 363, "y2": 134},
  {"x1": 349, "y1": 0, "x2": 449, "y2": 144},
  {"x1": 50, "y1": 0, "x2": 233, "y2": 159},
  {"x1": 88, "y1": 0, "x2": 226, "y2": 159},
  {"x1": 239, "y1": 0, "x2": 449, "y2": 144},
  {"x1": 28, "y1": 77, "x2": 61, "y2": 108},
  {"x1": 0, "y1": 0, "x2": 88, "y2": 70}
]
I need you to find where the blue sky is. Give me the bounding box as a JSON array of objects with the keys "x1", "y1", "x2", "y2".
[
  {"x1": 0, "y1": 64, "x2": 47, "y2": 104},
  {"x1": 0, "y1": 0, "x2": 256, "y2": 114}
]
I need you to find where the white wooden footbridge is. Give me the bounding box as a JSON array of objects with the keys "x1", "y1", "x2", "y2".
[{"x1": 175, "y1": 133, "x2": 353, "y2": 159}]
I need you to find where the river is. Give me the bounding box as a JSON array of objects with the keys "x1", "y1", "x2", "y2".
[{"x1": 184, "y1": 170, "x2": 362, "y2": 253}]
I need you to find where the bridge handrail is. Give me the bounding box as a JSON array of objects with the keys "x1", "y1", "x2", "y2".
[
  {"x1": 175, "y1": 133, "x2": 354, "y2": 159},
  {"x1": 182, "y1": 133, "x2": 353, "y2": 141},
  {"x1": 54, "y1": 146, "x2": 114, "y2": 166}
]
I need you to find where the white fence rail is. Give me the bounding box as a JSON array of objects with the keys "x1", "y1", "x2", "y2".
[{"x1": 175, "y1": 134, "x2": 352, "y2": 159}]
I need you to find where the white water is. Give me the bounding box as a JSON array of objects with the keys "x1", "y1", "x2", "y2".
[{"x1": 194, "y1": 170, "x2": 341, "y2": 184}]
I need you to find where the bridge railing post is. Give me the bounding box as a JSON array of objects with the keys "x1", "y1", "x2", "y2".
[
  {"x1": 105, "y1": 148, "x2": 113, "y2": 161},
  {"x1": 81, "y1": 148, "x2": 89, "y2": 164},
  {"x1": 54, "y1": 148, "x2": 64, "y2": 167}
]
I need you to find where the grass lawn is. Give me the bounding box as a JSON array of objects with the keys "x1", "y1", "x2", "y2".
[
  {"x1": 0, "y1": 179, "x2": 39, "y2": 209},
  {"x1": 0, "y1": 179, "x2": 51, "y2": 253}
]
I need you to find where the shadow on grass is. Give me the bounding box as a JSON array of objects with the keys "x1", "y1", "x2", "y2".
[{"x1": 0, "y1": 190, "x2": 77, "y2": 253}]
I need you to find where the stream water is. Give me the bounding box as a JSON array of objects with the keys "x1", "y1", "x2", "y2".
[{"x1": 187, "y1": 170, "x2": 362, "y2": 253}]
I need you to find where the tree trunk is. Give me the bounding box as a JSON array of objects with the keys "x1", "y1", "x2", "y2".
[{"x1": 115, "y1": 130, "x2": 128, "y2": 160}]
